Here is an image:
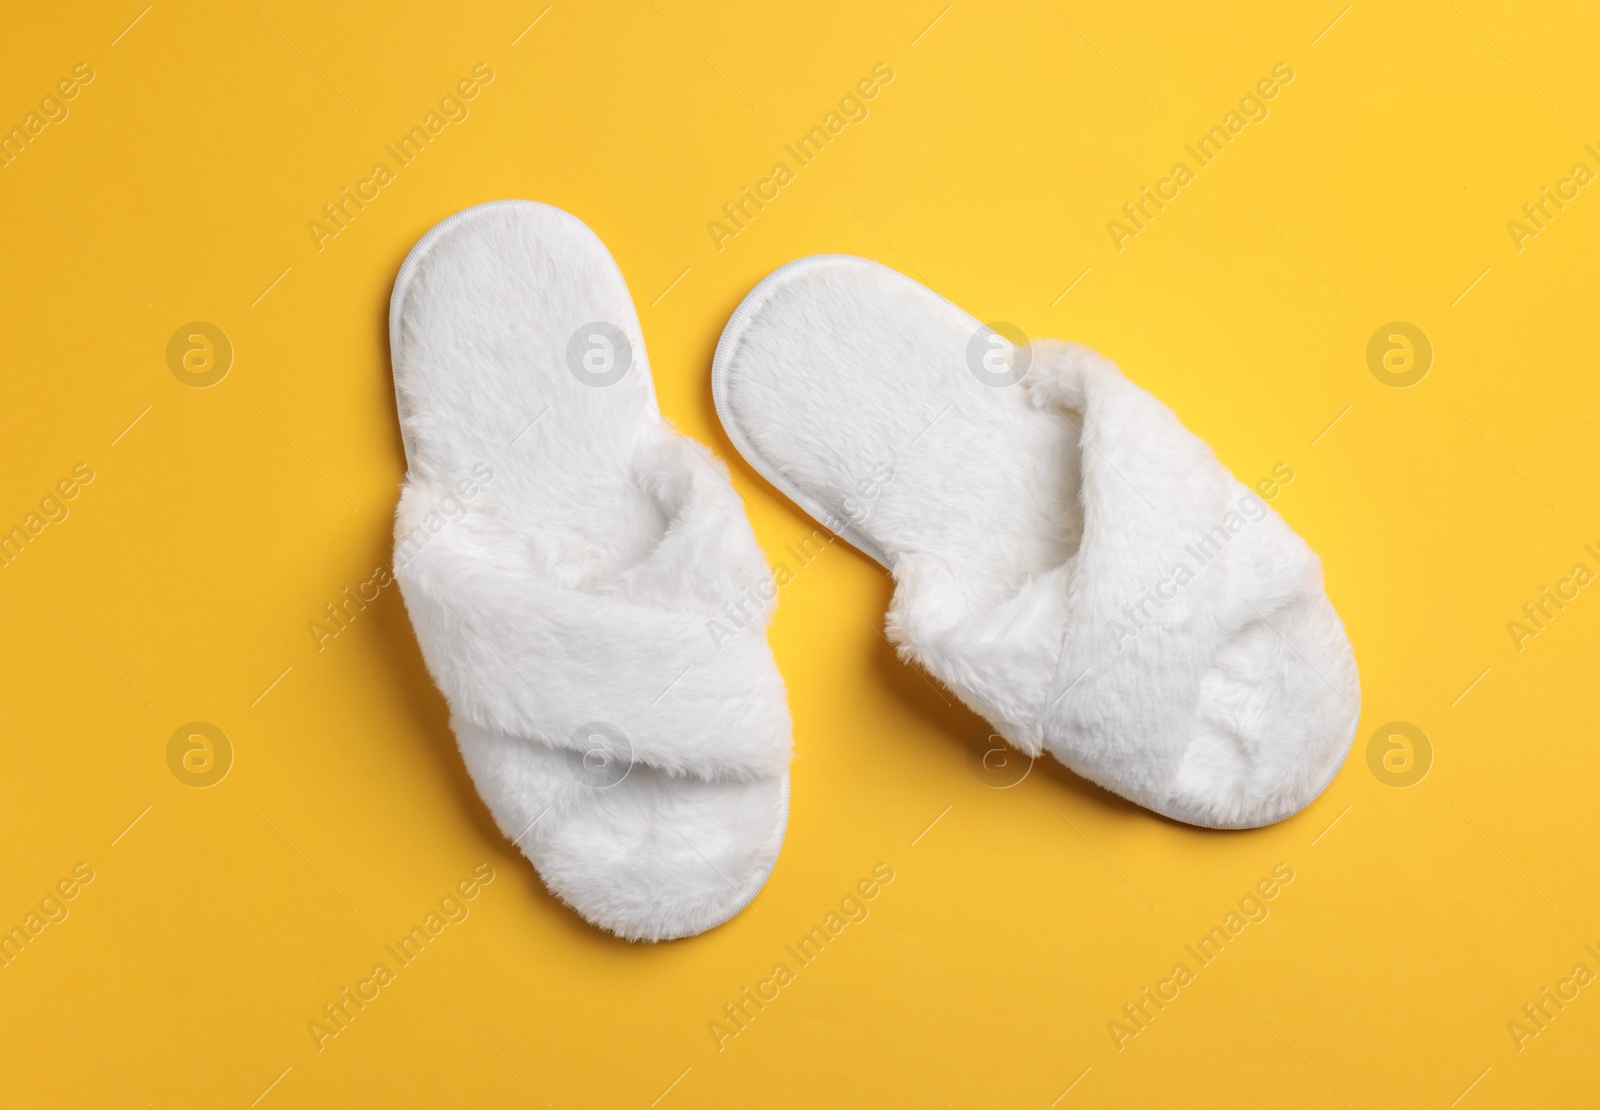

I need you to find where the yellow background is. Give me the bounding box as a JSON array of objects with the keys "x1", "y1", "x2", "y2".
[{"x1": 2, "y1": 1, "x2": 1597, "y2": 1106}]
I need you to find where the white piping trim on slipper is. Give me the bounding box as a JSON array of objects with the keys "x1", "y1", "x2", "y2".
[{"x1": 712, "y1": 255, "x2": 922, "y2": 571}]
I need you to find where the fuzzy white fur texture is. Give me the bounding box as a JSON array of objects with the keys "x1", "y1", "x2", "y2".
[
  {"x1": 390, "y1": 201, "x2": 792, "y2": 941},
  {"x1": 712, "y1": 255, "x2": 1359, "y2": 828}
]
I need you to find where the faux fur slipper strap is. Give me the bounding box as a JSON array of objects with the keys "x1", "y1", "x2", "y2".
[
  {"x1": 389, "y1": 201, "x2": 792, "y2": 941},
  {"x1": 396, "y1": 445, "x2": 790, "y2": 781},
  {"x1": 713, "y1": 255, "x2": 1359, "y2": 829}
]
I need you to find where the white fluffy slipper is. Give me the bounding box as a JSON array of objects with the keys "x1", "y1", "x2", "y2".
[
  {"x1": 712, "y1": 256, "x2": 1359, "y2": 828},
  {"x1": 389, "y1": 201, "x2": 792, "y2": 940}
]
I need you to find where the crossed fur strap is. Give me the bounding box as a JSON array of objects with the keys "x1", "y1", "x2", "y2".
[
  {"x1": 395, "y1": 434, "x2": 791, "y2": 781},
  {"x1": 886, "y1": 341, "x2": 1322, "y2": 793}
]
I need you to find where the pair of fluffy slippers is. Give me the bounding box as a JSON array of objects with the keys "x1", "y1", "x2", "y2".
[{"x1": 389, "y1": 201, "x2": 1360, "y2": 942}]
